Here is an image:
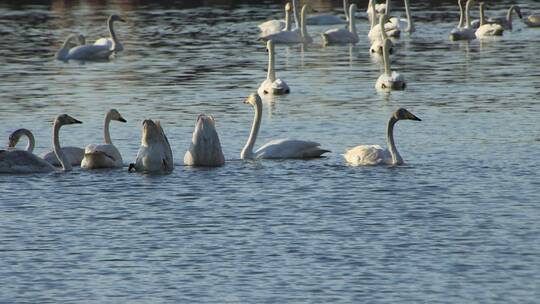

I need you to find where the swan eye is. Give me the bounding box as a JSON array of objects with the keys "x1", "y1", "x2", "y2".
[
  {"x1": 263, "y1": 90, "x2": 269, "y2": 94},
  {"x1": 381, "y1": 84, "x2": 386, "y2": 89}
]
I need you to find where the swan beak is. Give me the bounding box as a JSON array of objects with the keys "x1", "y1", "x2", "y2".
[
  {"x1": 408, "y1": 113, "x2": 421, "y2": 121},
  {"x1": 73, "y1": 118, "x2": 83, "y2": 124},
  {"x1": 119, "y1": 17, "x2": 127, "y2": 22},
  {"x1": 118, "y1": 117, "x2": 127, "y2": 123}
]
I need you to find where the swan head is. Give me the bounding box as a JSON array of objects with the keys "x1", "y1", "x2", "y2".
[
  {"x1": 77, "y1": 34, "x2": 86, "y2": 45},
  {"x1": 394, "y1": 108, "x2": 421, "y2": 121},
  {"x1": 109, "y1": 14, "x2": 126, "y2": 23},
  {"x1": 244, "y1": 93, "x2": 262, "y2": 107},
  {"x1": 285, "y1": 2, "x2": 292, "y2": 12},
  {"x1": 55, "y1": 114, "x2": 83, "y2": 126},
  {"x1": 7, "y1": 128, "x2": 30, "y2": 148},
  {"x1": 109, "y1": 109, "x2": 127, "y2": 123}
]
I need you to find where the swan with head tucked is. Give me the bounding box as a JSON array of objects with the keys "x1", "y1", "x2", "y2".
[
  {"x1": 375, "y1": 38, "x2": 405, "y2": 91},
  {"x1": 368, "y1": 0, "x2": 401, "y2": 41},
  {"x1": 307, "y1": 0, "x2": 349, "y2": 25},
  {"x1": 259, "y1": 5, "x2": 312, "y2": 44},
  {"x1": 321, "y1": 4, "x2": 358, "y2": 45},
  {"x1": 472, "y1": 5, "x2": 522, "y2": 30},
  {"x1": 344, "y1": 108, "x2": 421, "y2": 166},
  {"x1": 370, "y1": 14, "x2": 394, "y2": 55},
  {"x1": 258, "y1": 2, "x2": 293, "y2": 37},
  {"x1": 184, "y1": 114, "x2": 225, "y2": 167},
  {"x1": 93, "y1": 14, "x2": 126, "y2": 52},
  {"x1": 0, "y1": 115, "x2": 82, "y2": 173},
  {"x1": 81, "y1": 109, "x2": 127, "y2": 169},
  {"x1": 129, "y1": 119, "x2": 173, "y2": 173},
  {"x1": 258, "y1": 40, "x2": 290, "y2": 95},
  {"x1": 475, "y1": 2, "x2": 504, "y2": 38},
  {"x1": 55, "y1": 34, "x2": 86, "y2": 61},
  {"x1": 449, "y1": 0, "x2": 476, "y2": 40},
  {"x1": 524, "y1": 14, "x2": 540, "y2": 27},
  {"x1": 240, "y1": 93, "x2": 329, "y2": 160}
]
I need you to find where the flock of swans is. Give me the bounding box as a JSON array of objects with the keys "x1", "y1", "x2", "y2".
[{"x1": 1, "y1": 0, "x2": 539, "y2": 174}]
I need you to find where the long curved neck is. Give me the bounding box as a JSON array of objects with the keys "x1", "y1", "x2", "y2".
[
  {"x1": 386, "y1": 117, "x2": 402, "y2": 165},
  {"x1": 108, "y1": 18, "x2": 118, "y2": 51},
  {"x1": 348, "y1": 6, "x2": 356, "y2": 34},
  {"x1": 506, "y1": 6, "x2": 516, "y2": 28},
  {"x1": 267, "y1": 44, "x2": 276, "y2": 82},
  {"x1": 285, "y1": 6, "x2": 292, "y2": 31},
  {"x1": 383, "y1": 41, "x2": 391, "y2": 76},
  {"x1": 370, "y1": 0, "x2": 377, "y2": 29},
  {"x1": 457, "y1": 0, "x2": 464, "y2": 28},
  {"x1": 385, "y1": 0, "x2": 390, "y2": 15},
  {"x1": 104, "y1": 112, "x2": 113, "y2": 144},
  {"x1": 479, "y1": 3, "x2": 485, "y2": 26},
  {"x1": 292, "y1": 0, "x2": 300, "y2": 30},
  {"x1": 465, "y1": 0, "x2": 473, "y2": 28},
  {"x1": 380, "y1": 16, "x2": 388, "y2": 40},
  {"x1": 241, "y1": 101, "x2": 262, "y2": 160},
  {"x1": 53, "y1": 122, "x2": 71, "y2": 171},
  {"x1": 343, "y1": 0, "x2": 350, "y2": 21},
  {"x1": 23, "y1": 130, "x2": 35, "y2": 153},
  {"x1": 404, "y1": 0, "x2": 414, "y2": 32}
]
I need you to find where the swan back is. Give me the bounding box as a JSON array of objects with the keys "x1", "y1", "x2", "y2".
[
  {"x1": 184, "y1": 115, "x2": 225, "y2": 167},
  {"x1": 131, "y1": 120, "x2": 174, "y2": 173},
  {"x1": 0, "y1": 150, "x2": 54, "y2": 174}
]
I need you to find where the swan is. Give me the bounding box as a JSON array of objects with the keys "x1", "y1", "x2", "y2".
[
  {"x1": 475, "y1": 2, "x2": 504, "y2": 38},
  {"x1": 388, "y1": 0, "x2": 415, "y2": 33},
  {"x1": 307, "y1": 0, "x2": 349, "y2": 25},
  {"x1": 55, "y1": 34, "x2": 85, "y2": 61},
  {"x1": 524, "y1": 14, "x2": 540, "y2": 27},
  {"x1": 260, "y1": 5, "x2": 312, "y2": 44},
  {"x1": 0, "y1": 115, "x2": 82, "y2": 173},
  {"x1": 344, "y1": 108, "x2": 421, "y2": 166},
  {"x1": 449, "y1": 0, "x2": 476, "y2": 40},
  {"x1": 183, "y1": 114, "x2": 225, "y2": 167},
  {"x1": 472, "y1": 5, "x2": 522, "y2": 30},
  {"x1": 366, "y1": 0, "x2": 387, "y2": 23},
  {"x1": 129, "y1": 119, "x2": 174, "y2": 173},
  {"x1": 370, "y1": 14, "x2": 394, "y2": 55},
  {"x1": 375, "y1": 38, "x2": 405, "y2": 91},
  {"x1": 258, "y1": 40, "x2": 290, "y2": 95},
  {"x1": 63, "y1": 42, "x2": 113, "y2": 61},
  {"x1": 81, "y1": 109, "x2": 127, "y2": 169},
  {"x1": 321, "y1": 4, "x2": 359, "y2": 45},
  {"x1": 7, "y1": 128, "x2": 35, "y2": 153},
  {"x1": 258, "y1": 2, "x2": 293, "y2": 37},
  {"x1": 368, "y1": 0, "x2": 401, "y2": 41},
  {"x1": 240, "y1": 93, "x2": 329, "y2": 160},
  {"x1": 93, "y1": 14, "x2": 126, "y2": 52}
]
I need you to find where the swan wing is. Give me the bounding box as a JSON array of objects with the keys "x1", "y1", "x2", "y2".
[
  {"x1": 81, "y1": 144, "x2": 123, "y2": 168},
  {"x1": 94, "y1": 38, "x2": 124, "y2": 52},
  {"x1": 343, "y1": 145, "x2": 390, "y2": 166},
  {"x1": 255, "y1": 139, "x2": 329, "y2": 159},
  {"x1": 260, "y1": 29, "x2": 301, "y2": 44},
  {"x1": 322, "y1": 28, "x2": 355, "y2": 44},
  {"x1": 67, "y1": 44, "x2": 112, "y2": 61},
  {"x1": 258, "y1": 20, "x2": 286, "y2": 36},
  {"x1": 42, "y1": 146, "x2": 84, "y2": 166},
  {"x1": 0, "y1": 150, "x2": 54, "y2": 173}
]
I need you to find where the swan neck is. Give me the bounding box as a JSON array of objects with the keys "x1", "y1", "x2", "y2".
[
  {"x1": 465, "y1": 0, "x2": 472, "y2": 28},
  {"x1": 56, "y1": 38, "x2": 72, "y2": 60},
  {"x1": 23, "y1": 129, "x2": 35, "y2": 153},
  {"x1": 369, "y1": 1, "x2": 376, "y2": 29},
  {"x1": 404, "y1": 0, "x2": 414, "y2": 32},
  {"x1": 383, "y1": 41, "x2": 391, "y2": 76},
  {"x1": 300, "y1": 7, "x2": 309, "y2": 41},
  {"x1": 292, "y1": 0, "x2": 300, "y2": 30},
  {"x1": 457, "y1": 0, "x2": 464, "y2": 28},
  {"x1": 104, "y1": 111, "x2": 113, "y2": 144},
  {"x1": 385, "y1": 0, "x2": 390, "y2": 15},
  {"x1": 348, "y1": 6, "x2": 356, "y2": 33},
  {"x1": 344, "y1": 0, "x2": 350, "y2": 21},
  {"x1": 479, "y1": 3, "x2": 485, "y2": 26},
  {"x1": 380, "y1": 16, "x2": 388, "y2": 40},
  {"x1": 386, "y1": 117, "x2": 402, "y2": 165},
  {"x1": 241, "y1": 100, "x2": 262, "y2": 160},
  {"x1": 507, "y1": 6, "x2": 514, "y2": 25},
  {"x1": 285, "y1": 6, "x2": 292, "y2": 31},
  {"x1": 53, "y1": 122, "x2": 71, "y2": 171},
  {"x1": 108, "y1": 17, "x2": 118, "y2": 51}
]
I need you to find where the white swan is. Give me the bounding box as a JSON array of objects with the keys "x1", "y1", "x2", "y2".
[
  {"x1": 81, "y1": 109, "x2": 127, "y2": 169},
  {"x1": 240, "y1": 93, "x2": 329, "y2": 160},
  {"x1": 368, "y1": 0, "x2": 400, "y2": 41},
  {"x1": 472, "y1": 5, "x2": 522, "y2": 30},
  {"x1": 321, "y1": 4, "x2": 359, "y2": 45},
  {"x1": 260, "y1": 5, "x2": 312, "y2": 44},
  {"x1": 370, "y1": 14, "x2": 394, "y2": 55},
  {"x1": 344, "y1": 108, "x2": 421, "y2": 166},
  {"x1": 475, "y1": 2, "x2": 504, "y2": 38},
  {"x1": 258, "y1": 2, "x2": 293, "y2": 37},
  {"x1": 307, "y1": 0, "x2": 349, "y2": 25},
  {"x1": 449, "y1": 0, "x2": 476, "y2": 41},
  {"x1": 55, "y1": 34, "x2": 85, "y2": 61},
  {"x1": 93, "y1": 14, "x2": 126, "y2": 52},
  {"x1": 129, "y1": 120, "x2": 174, "y2": 173},
  {"x1": 63, "y1": 42, "x2": 113, "y2": 61},
  {"x1": 184, "y1": 114, "x2": 225, "y2": 167},
  {"x1": 388, "y1": 0, "x2": 415, "y2": 33},
  {"x1": 366, "y1": 0, "x2": 387, "y2": 23},
  {"x1": 258, "y1": 40, "x2": 290, "y2": 95},
  {"x1": 524, "y1": 14, "x2": 540, "y2": 27},
  {"x1": 375, "y1": 38, "x2": 405, "y2": 91},
  {"x1": 0, "y1": 115, "x2": 82, "y2": 173}
]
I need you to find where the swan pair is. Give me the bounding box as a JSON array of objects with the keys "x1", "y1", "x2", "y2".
[
  {"x1": 260, "y1": 5, "x2": 312, "y2": 44},
  {"x1": 449, "y1": 0, "x2": 476, "y2": 40},
  {"x1": 321, "y1": 4, "x2": 359, "y2": 45},
  {"x1": 56, "y1": 14, "x2": 125, "y2": 62},
  {"x1": 471, "y1": 5, "x2": 522, "y2": 31},
  {"x1": 475, "y1": 2, "x2": 504, "y2": 38}
]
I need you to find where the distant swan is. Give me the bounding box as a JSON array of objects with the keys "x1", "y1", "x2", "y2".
[
  {"x1": 366, "y1": 0, "x2": 387, "y2": 23},
  {"x1": 240, "y1": 93, "x2": 329, "y2": 160},
  {"x1": 307, "y1": 0, "x2": 349, "y2": 25},
  {"x1": 93, "y1": 14, "x2": 126, "y2": 52},
  {"x1": 55, "y1": 34, "x2": 85, "y2": 61},
  {"x1": 449, "y1": 0, "x2": 476, "y2": 41},
  {"x1": 368, "y1": 0, "x2": 400, "y2": 41},
  {"x1": 0, "y1": 115, "x2": 82, "y2": 173},
  {"x1": 258, "y1": 40, "x2": 290, "y2": 95},
  {"x1": 475, "y1": 2, "x2": 504, "y2": 38},
  {"x1": 184, "y1": 114, "x2": 225, "y2": 167},
  {"x1": 258, "y1": 2, "x2": 293, "y2": 37},
  {"x1": 344, "y1": 108, "x2": 421, "y2": 166},
  {"x1": 388, "y1": 0, "x2": 415, "y2": 33},
  {"x1": 370, "y1": 14, "x2": 394, "y2": 55},
  {"x1": 321, "y1": 4, "x2": 359, "y2": 45},
  {"x1": 375, "y1": 38, "x2": 405, "y2": 91},
  {"x1": 524, "y1": 14, "x2": 540, "y2": 27},
  {"x1": 260, "y1": 5, "x2": 312, "y2": 44},
  {"x1": 129, "y1": 120, "x2": 174, "y2": 173},
  {"x1": 472, "y1": 5, "x2": 522, "y2": 30},
  {"x1": 81, "y1": 109, "x2": 127, "y2": 169}
]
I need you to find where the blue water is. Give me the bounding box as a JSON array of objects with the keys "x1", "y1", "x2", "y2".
[{"x1": 1, "y1": 0, "x2": 540, "y2": 302}]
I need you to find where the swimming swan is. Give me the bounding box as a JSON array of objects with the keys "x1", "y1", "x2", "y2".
[
  {"x1": 370, "y1": 14, "x2": 394, "y2": 55},
  {"x1": 366, "y1": 0, "x2": 387, "y2": 23},
  {"x1": 129, "y1": 120, "x2": 174, "y2": 173},
  {"x1": 55, "y1": 34, "x2": 85, "y2": 61},
  {"x1": 258, "y1": 2, "x2": 293, "y2": 37},
  {"x1": 81, "y1": 109, "x2": 127, "y2": 169},
  {"x1": 344, "y1": 108, "x2": 421, "y2": 166},
  {"x1": 0, "y1": 115, "x2": 82, "y2": 173},
  {"x1": 93, "y1": 14, "x2": 126, "y2": 52},
  {"x1": 184, "y1": 114, "x2": 225, "y2": 167},
  {"x1": 260, "y1": 5, "x2": 312, "y2": 44},
  {"x1": 449, "y1": 0, "x2": 476, "y2": 40},
  {"x1": 388, "y1": 0, "x2": 415, "y2": 33},
  {"x1": 375, "y1": 38, "x2": 405, "y2": 91},
  {"x1": 321, "y1": 4, "x2": 359, "y2": 45},
  {"x1": 258, "y1": 40, "x2": 290, "y2": 95},
  {"x1": 524, "y1": 14, "x2": 540, "y2": 27},
  {"x1": 475, "y1": 2, "x2": 504, "y2": 38},
  {"x1": 368, "y1": 0, "x2": 400, "y2": 41},
  {"x1": 472, "y1": 5, "x2": 522, "y2": 30},
  {"x1": 307, "y1": 0, "x2": 349, "y2": 25},
  {"x1": 240, "y1": 93, "x2": 329, "y2": 160}
]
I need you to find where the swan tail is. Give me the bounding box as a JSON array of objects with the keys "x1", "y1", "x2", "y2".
[
  {"x1": 81, "y1": 151, "x2": 115, "y2": 169},
  {"x1": 303, "y1": 148, "x2": 330, "y2": 158}
]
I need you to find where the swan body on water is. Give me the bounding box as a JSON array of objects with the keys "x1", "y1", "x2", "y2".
[
  {"x1": 388, "y1": 0, "x2": 415, "y2": 33},
  {"x1": 368, "y1": 0, "x2": 401, "y2": 40},
  {"x1": 258, "y1": 40, "x2": 290, "y2": 95},
  {"x1": 344, "y1": 108, "x2": 421, "y2": 166},
  {"x1": 472, "y1": 5, "x2": 522, "y2": 30},
  {"x1": 321, "y1": 4, "x2": 358, "y2": 45},
  {"x1": 476, "y1": 2, "x2": 504, "y2": 38},
  {"x1": 184, "y1": 114, "x2": 225, "y2": 167},
  {"x1": 93, "y1": 14, "x2": 126, "y2": 52},
  {"x1": 0, "y1": 115, "x2": 82, "y2": 173},
  {"x1": 260, "y1": 5, "x2": 312, "y2": 44},
  {"x1": 129, "y1": 120, "x2": 174, "y2": 173},
  {"x1": 375, "y1": 38, "x2": 405, "y2": 91},
  {"x1": 240, "y1": 93, "x2": 329, "y2": 160},
  {"x1": 81, "y1": 109, "x2": 127, "y2": 169},
  {"x1": 307, "y1": 0, "x2": 349, "y2": 25},
  {"x1": 258, "y1": 2, "x2": 293, "y2": 37},
  {"x1": 524, "y1": 14, "x2": 540, "y2": 27},
  {"x1": 449, "y1": 0, "x2": 476, "y2": 40},
  {"x1": 370, "y1": 14, "x2": 394, "y2": 55},
  {"x1": 55, "y1": 34, "x2": 85, "y2": 61}
]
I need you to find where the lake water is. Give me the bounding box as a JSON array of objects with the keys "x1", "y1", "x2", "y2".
[{"x1": 1, "y1": 0, "x2": 540, "y2": 302}]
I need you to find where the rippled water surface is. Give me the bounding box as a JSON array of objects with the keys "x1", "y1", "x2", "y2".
[{"x1": 1, "y1": 0, "x2": 540, "y2": 302}]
